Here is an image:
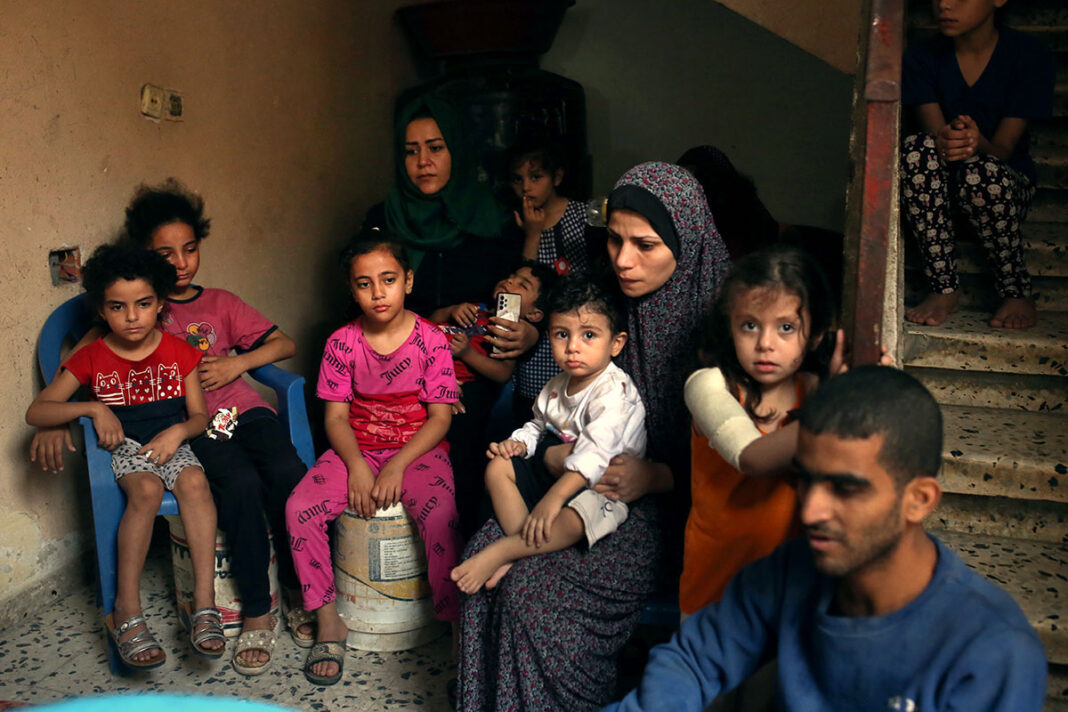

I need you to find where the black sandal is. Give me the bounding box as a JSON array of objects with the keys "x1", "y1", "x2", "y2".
[{"x1": 303, "y1": 640, "x2": 346, "y2": 685}]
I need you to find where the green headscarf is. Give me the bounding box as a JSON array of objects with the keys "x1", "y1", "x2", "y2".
[{"x1": 383, "y1": 94, "x2": 509, "y2": 268}]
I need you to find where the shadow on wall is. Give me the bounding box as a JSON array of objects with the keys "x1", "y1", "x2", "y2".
[{"x1": 542, "y1": 0, "x2": 855, "y2": 231}]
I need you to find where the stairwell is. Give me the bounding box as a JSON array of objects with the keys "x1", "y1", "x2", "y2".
[{"x1": 903, "y1": 2, "x2": 1068, "y2": 709}]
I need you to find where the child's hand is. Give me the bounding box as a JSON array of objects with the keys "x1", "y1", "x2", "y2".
[
  {"x1": 30, "y1": 425, "x2": 76, "y2": 472},
  {"x1": 955, "y1": 115, "x2": 980, "y2": 159},
  {"x1": 450, "y1": 303, "x2": 480, "y2": 329},
  {"x1": 371, "y1": 460, "x2": 404, "y2": 510},
  {"x1": 829, "y1": 329, "x2": 894, "y2": 376},
  {"x1": 829, "y1": 328, "x2": 848, "y2": 376},
  {"x1": 487, "y1": 439, "x2": 526, "y2": 459},
  {"x1": 138, "y1": 425, "x2": 185, "y2": 465},
  {"x1": 936, "y1": 119, "x2": 976, "y2": 162},
  {"x1": 523, "y1": 496, "x2": 563, "y2": 547},
  {"x1": 91, "y1": 403, "x2": 125, "y2": 451},
  {"x1": 515, "y1": 196, "x2": 549, "y2": 236},
  {"x1": 198, "y1": 355, "x2": 245, "y2": 392},
  {"x1": 450, "y1": 332, "x2": 471, "y2": 357},
  {"x1": 347, "y1": 460, "x2": 377, "y2": 518}
]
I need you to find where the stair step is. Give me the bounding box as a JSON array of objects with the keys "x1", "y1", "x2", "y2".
[
  {"x1": 903, "y1": 309, "x2": 1068, "y2": 377},
  {"x1": 1032, "y1": 189, "x2": 1068, "y2": 223},
  {"x1": 1051, "y1": 666, "x2": 1068, "y2": 711},
  {"x1": 906, "y1": 271, "x2": 1068, "y2": 311},
  {"x1": 1033, "y1": 118, "x2": 1068, "y2": 151},
  {"x1": 931, "y1": 492, "x2": 1067, "y2": 544},
  {"x1": 939, "y1": 405, "x2": 1068, "y2": 503},
  {"x1": 1036, "y1": 143, "x2": 1068, "y2": 189},
  {"x1": 911, "y1": 367, "x2": 1067, "y2": 413},
  {"x1": 940, "y1": 531, "x2": 1068, "y2": 664}
]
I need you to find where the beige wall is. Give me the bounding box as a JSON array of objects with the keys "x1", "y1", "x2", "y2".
[
  {"x1": 0, "y1": 0, "x2": 415, "y2": 619},
  {"x1": 718, "y1": 0, "x2": 862, "y2": 74},
  {"x1": 0, "y1": 0, "x2": 860, "y2": 622},
  {"x1": 542, "y1": 0, "x2": 858, "y2": 230}
]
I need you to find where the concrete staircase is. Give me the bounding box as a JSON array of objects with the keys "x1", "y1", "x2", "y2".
[{"x1": 904, "y1": 2, "x2": 1068, "y2": 709}]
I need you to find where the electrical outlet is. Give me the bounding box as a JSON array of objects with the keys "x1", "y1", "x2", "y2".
[
  {"x1": 164, "y1": 89, "x2": 183, "y2": 121},
  {"x1": 140, "y1": 84, "x2": 164, "y2": 119}
]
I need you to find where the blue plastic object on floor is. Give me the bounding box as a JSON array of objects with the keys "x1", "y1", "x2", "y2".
[
  {"x1": 35, "y1": 694, "x2": 294, "y2": 711},
  {"x1": 36, "y1": 294, "x2": 316, "y2": 675}
]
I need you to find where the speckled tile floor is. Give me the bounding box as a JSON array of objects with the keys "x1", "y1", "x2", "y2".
[{"x1": 0, "y1": 546, "x2": 454, "y2": 711}]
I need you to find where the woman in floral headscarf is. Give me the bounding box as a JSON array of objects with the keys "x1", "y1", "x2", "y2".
[{"x1": 458, "y1": 162, "x2": 729, "y2": 711}]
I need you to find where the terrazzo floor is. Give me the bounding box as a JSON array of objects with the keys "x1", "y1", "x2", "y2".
[{"x1": 0, "y1": 545, "x2": 454, "y2": 711}]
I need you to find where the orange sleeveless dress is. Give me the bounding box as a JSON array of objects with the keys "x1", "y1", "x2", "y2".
[{"x1": 679, "y1": 378, "x2": 803, "y2": 614}]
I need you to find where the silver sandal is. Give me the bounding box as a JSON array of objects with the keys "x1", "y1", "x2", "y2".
[
  {"x1": 105, "y1": 613, "x2": 166, "y2": 669},
  {"x1": 180, "y1": 606, "x2": 225, "y2": 659}
]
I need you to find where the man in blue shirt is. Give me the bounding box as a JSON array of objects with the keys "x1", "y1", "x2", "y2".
[{"x1": 606, "y1": 366, "x2": 1046, "y2": 712}]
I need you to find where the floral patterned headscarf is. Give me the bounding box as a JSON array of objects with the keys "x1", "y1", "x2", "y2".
[{"x1": 609, "y1": 161, "x2": 730, "y2": 467}]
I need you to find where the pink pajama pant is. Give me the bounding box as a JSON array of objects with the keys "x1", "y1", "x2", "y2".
[{"x1": 285, "y1": 445, "x2": 462, "y2": 621}]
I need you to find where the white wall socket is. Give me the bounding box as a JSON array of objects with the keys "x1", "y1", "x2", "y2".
[{"x1": 140, "y1": 84, "x2": 164, "y2": 119}]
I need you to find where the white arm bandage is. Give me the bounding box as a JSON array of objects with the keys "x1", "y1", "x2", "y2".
[{"x1": 684, "y1": 367, "x2": 761, "y2": 470}]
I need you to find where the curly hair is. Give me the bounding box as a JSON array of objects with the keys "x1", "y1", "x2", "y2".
[
  {"x1": 82, "y1": 242, "x2": 178, "y2": 315},
  {"x1": 124, "y1": 178, "x2": 211, "y2": 247},
  {"x1": 698, "y1": 244, "x2": 836, "y2": 424},
  {"x1": 546, "y1": 274, "x2": 626, "y2": 335}
]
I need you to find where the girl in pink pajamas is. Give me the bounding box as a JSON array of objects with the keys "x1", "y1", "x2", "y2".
[{"x1": 286, "y1": 231, "x2": 462, "y2": 685}]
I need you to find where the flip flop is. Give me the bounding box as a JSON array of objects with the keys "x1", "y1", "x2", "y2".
[
  {"x1": 105, "y1": 613, "x2": 166, "y2": 670},
  {"x1": 303, "y1": 640, "x2": 346, "y2": 686},
  {"x1": 179, "y1": 605, "x2": 225, "y2": 659},
  {"x1": 232, "y1": 616, "x2": 278, "y2": 676}
]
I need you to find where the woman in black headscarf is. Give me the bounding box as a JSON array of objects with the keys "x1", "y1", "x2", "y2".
[{"x1": 458, "y1": 161, "x2": 729, "y2": 711}]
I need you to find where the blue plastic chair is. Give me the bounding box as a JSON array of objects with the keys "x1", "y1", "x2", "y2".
[{"x1": 37, "y1": 294, "x2": 315, "y2": 673}]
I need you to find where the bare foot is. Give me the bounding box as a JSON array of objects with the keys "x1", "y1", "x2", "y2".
[
  {"x1": 989, "y1": 297, "x2": 1037, "y2": 329},
  {"x1": 235, "y1": 613, "x2": 275, "y2": 668},
  {"x1": 451, "y1": 547, "x2": 510, "y2": 594},
  {"x1": 905, "y1": 292, "x2": 959, "y2": 326},
  {"x1": 310, "y1": 605, "x2": 348, "y2": 681},
  {"x1": 484, "y1": 562, "x2": 513, "y2": 589}
]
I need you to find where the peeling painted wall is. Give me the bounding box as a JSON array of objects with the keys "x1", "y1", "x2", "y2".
[
  {"x1": 1, "y1": 0, "x2": 859, "y2": 623},
  {"x1": 0, "y1": 0, "x2": 416, "y2": 618}
]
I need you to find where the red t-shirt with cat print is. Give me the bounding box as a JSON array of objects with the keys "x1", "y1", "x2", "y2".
[{"x1": 63, "y1": 331, "x2": 202, "y2": 444}]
